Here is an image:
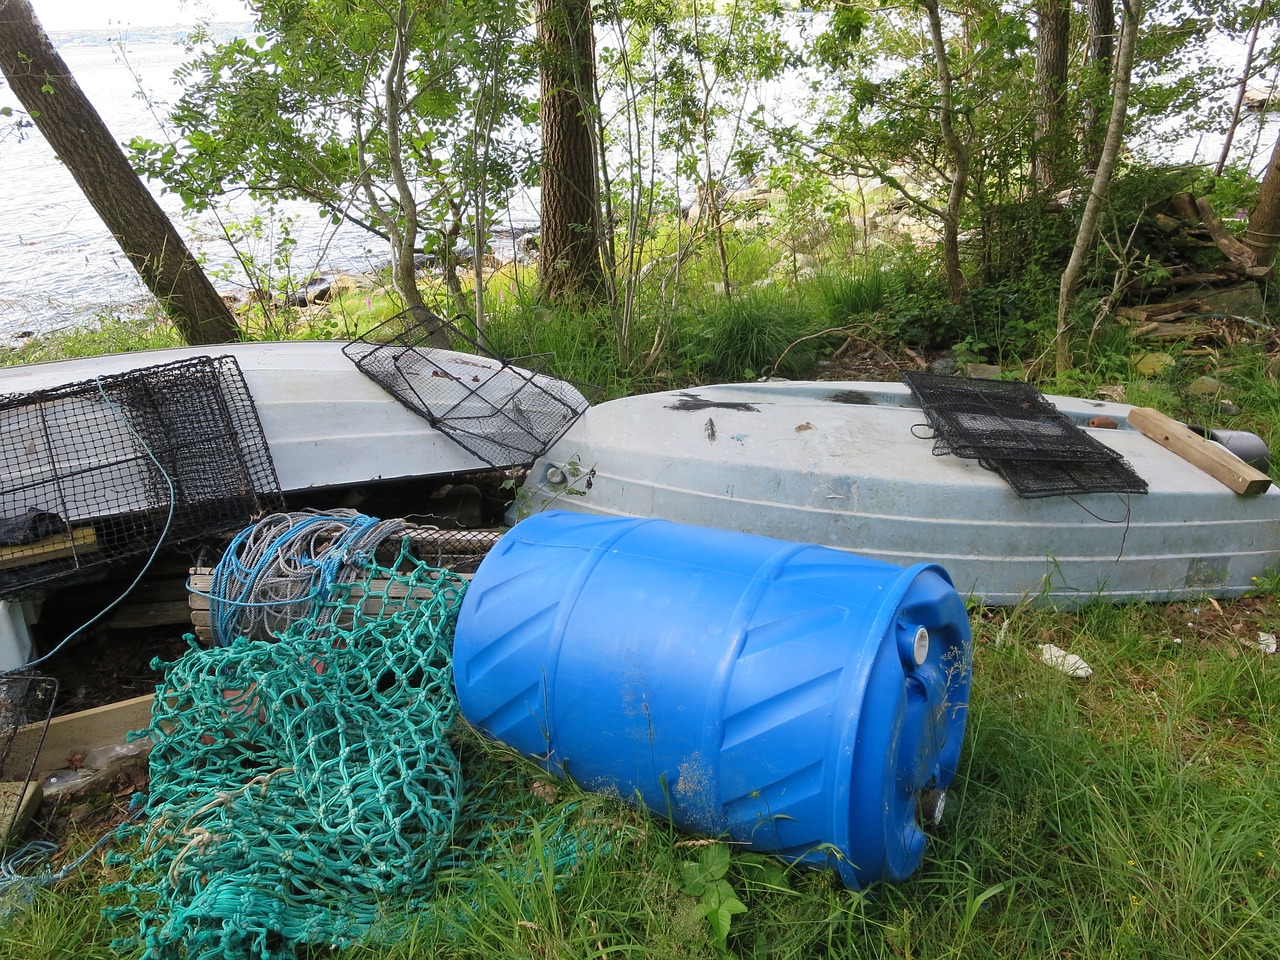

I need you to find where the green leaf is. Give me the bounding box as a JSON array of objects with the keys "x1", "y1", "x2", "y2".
[
  {"x1": 701, "y1": 878, "x2": 747, "y2": 943},
  {"x1": 679, "y1": 859, "x2": 709, "y2": 895},
  {"x1": 699, "y1": 843, "x2": 732, "y2": 881}
]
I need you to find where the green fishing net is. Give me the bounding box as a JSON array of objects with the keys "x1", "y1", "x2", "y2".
[{"x1": 104, "y1": 545, "x2": 467, "y2": 959}]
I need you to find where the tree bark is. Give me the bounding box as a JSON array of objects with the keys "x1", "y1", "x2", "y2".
[
  {"x1": 535, "y1": 0, "x2": 605, "y2": 302},
  {"x1": 1244, "y1": 129, "x2": 1280, "y2": 268},
  {"x1": 1081, "y1": 0, "x2": 1116, "y2": 173},
  {"x1": 0, "y1": 0, "x2": 239, "y2": 344},
  {"x1": 921, "y1": 0, "x2": 970, "y2": 305},
  {"x1": 1055, "y1": 0, "x2": 1142, "y2": 374},
  {"x1": 1033, "y1": 0, "x2": 1070, "y2": 189}
]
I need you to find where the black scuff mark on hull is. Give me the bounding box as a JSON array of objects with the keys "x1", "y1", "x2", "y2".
[
  {"x1": 665, "y1": 392, "x2": 760, "y2": 412},
  {"x1": 826, "y1": 389, "x2": 874, "y2": 405}
]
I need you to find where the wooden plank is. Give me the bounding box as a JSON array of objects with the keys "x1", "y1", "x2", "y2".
[
  {"x1": 6, "y1": 693, "x2": 154, "y2": 782},
  {"x1": 187, "y1": 573, "x2": 471, "y2": 641},
  {"x1": 110, "y1": 600, "x2": 194, "y2": 630},
  {"x1": 0, "y1": 526, "x2": 97, "y2": 571},
  {"x1": 1132, "y1": 321, "x2": 1206, "y2": 341},
  {"x1": 187, "y1": 575, "x2": 462, "y2": 610},
  {"x1": 1115, "y1": 300, "x2": 1200, "y2": 323},
  {"x1": 1127, "y1": 408, "x2": 1273, "y2": 495}
]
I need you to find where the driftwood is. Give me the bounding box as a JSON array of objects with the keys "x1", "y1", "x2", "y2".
[
  {"x1": 1167, "y1": 193, "x2": 1258, "y2": 268},
  {"x1": 1194, "y1": 196, "x2": 1258, "y2": 267}
]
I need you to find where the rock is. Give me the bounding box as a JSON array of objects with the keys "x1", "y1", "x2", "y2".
[
  {"x1": 1198, "y1": 281, "x2": 1266, "y2": 321},
  {"x1": 928, "y1": 355, "x2": 959, "y2": 376},
  {"x1": 1187, "y1": 375, "x2": 1229, "y2": 399},
  {"x1": 963, "y1": 363, "x2": 1004, "y2": 379},
  {"x1": 285, "y1": 278, "x2": 333, "y2": 309},
  {"x1": 1134, "y1": 352, "x2": 1174, "y2": 376}
]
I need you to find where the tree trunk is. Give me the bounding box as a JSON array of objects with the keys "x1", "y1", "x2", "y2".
[
  {"x1": 1215, "y1": 6, "x2": 1265, "y2": 177},
  {"x1": 1244, "y1": 129, "x2": 1280, "y2": 268},
  {"x1": 1055, "y1": 0, "x2": 1142, "y2": 374},
  {"x1": 921, "y1": 0, "x2": 970, "y2": 305},
  {"x1": 1081, "y1": 0, "x2": 1116, "y2": 173},
  {"x1": 1033, "y1": 0, "x2": 1070, "y2": 190},
  {"x1": 536, "y1": 0, "x2": 605, "y2": 302},
  {"x1": 0, "y1": 0, "x2": 239, "y2": 344}
]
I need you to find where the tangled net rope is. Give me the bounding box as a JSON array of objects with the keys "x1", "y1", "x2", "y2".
[
  {"x1": 104, "y1": 538, "x2": 467, "y2": 960},
  {"x1": 203, "y1": 509, "x2": 414, "y2": 646}
]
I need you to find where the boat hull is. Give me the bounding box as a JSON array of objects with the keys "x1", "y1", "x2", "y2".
[
  {"x1": 0, "y1": 341, "x2": 496, "y2": 492},
  {"x1": 514, "y1": 381, "x2": 1280, "y2": 606}
]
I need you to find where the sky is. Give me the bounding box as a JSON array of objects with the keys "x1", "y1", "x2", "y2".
[{"x1": 30, "y1": 0, "x2": 252, "y2": 31}]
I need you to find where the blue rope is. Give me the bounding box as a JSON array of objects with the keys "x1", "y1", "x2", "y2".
[
  {"x1": 0, "y1": 797, "x2": 143, "y2": 916},
  {"x1": 206, "y1": 512, "x2": 389, "y2": 646}
]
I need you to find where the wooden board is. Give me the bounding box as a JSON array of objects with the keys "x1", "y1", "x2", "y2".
[
  {"x1": 1127, "y1": 407, "x2": 1273, "y2": 496},
  {"x1": 5, "y1": 693, "x2": 154, "y2": 782},
  {"x1": 0, "y1": 526, "x2": 97, "y2": 571}
]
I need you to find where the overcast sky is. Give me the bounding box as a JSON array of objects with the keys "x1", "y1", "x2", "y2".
[{"x1": 30, "y1": 0, "x2": 251, "y2": 31}]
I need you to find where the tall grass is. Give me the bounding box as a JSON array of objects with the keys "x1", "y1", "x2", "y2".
[
  {"x1": 684, "y1": 287, "x2": 822, "y2": 381},
  {"x1": 6, "y1": 592, "x2": 1274, "y2": 960}
]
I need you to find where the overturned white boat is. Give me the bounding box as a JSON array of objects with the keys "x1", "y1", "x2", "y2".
[
  {"x1": 0, "y1": 340, "x2": 587, "y2": 604},
  {"x1": 0, "y1": 340, "x2": 586, "y2": 493},
  {"x1": 514, "y1": 380, "x2": 1280, "y2": 606}
]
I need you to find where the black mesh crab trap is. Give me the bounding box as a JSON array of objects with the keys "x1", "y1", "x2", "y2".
[
  {"x1": 902, "y1": 372, "x2": 1148, "y2": 499},
  {"x1": 0, "y1": 356, "x2": 283, "y2": 597},
  {"x1": 343, "y1": 309, "x2": 593, "y2": 468}
]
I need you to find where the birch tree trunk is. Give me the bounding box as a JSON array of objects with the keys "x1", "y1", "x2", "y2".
[{"x1": 1054, "y1": 0, "x2": 1142, "y2": 375}]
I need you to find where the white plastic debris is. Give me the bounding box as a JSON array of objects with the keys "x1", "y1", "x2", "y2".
[
  {"x1": 1257, "y1": 632, "x2": 1278, "y2": 655},
  {"x1": 1039, "y1": 643, "x2": 1093, "y2": 678}
]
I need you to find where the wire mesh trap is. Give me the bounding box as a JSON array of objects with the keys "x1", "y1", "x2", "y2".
[
  {"x1": 902, "y1": 372, "x2": 1148, "y2": 499},
  {"x1": 0, "y1": 356, "x2": 283, "y2": 597},
  {"x1": 343, "y1": 309, "x2": 593, "y2": 468},
  {"x1": 0, "y1": 672, "x2": 57, "y2": 845}
]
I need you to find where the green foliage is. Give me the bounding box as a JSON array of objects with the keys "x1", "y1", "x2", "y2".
[
  {"x1": 679, "y1": 843, "x2": 748, "y2": 954},
  {"x1": 1196, "y1": 162, "x2": 1262, "y2": 223},
  {"x1": 806, "y1": 247, "x2": 907, "y2": 327},
  {"x1": 130, "y1": 0, "x2": 534, "y2": 293},
  {"x1": 0, "y1": 314, "x2": 184, "y2": 366},
  {"x1": 684, "y1": 287, "x2": 821, "y2": 381}
]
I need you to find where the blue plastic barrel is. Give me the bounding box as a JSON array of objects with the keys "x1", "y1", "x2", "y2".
[{"x1": 453, "y1": 511, "x2": 972, "y2": 888}]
